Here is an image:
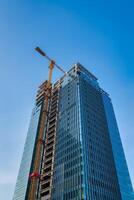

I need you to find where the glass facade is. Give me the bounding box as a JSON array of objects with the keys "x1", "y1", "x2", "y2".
[
  {"x1": 78, "y1": 73, "x2": 121, "y2": 200},
  {"x1": 52, "y1": 64, "x2": 133, "y2": 200},
  {"x1": 13, "y1": 104, "x2": 41, "y2": 200},
  {"x1": 51, "y1": 77, "x2": 84, "y2": 200},
  {"x1": 102, "y1": 94, "x2": 134, "y2": 200}
]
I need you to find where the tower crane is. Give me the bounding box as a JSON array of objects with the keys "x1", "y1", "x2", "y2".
[
  {"x1": 35, "y1": 47, "x2": 66, "y2": 83},
  {"x1": 28, "y1": 47, "x2": 66, "y2": 200}
]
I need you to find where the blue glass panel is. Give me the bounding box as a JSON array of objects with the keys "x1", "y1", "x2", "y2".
[
  {"x1": 52, "y1": 78, "x2": 84, "y2": 200},
  {"x1": 102, "y1": 94, "x2": 134, "y2": 200},
  {"x1": 79, "y1": 74, "x2": 121, "y2": 200},
  {"x1": 13, "y1": 104, "x2": 41, "y2": 200}
]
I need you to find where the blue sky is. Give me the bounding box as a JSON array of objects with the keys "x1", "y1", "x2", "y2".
[{"x1": 0, "y1": 0, "x2": 134, "y2": 199}]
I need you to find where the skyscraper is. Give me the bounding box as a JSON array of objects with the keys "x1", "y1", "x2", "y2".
[{"x1": 13, "y1": 63, "x2": 134, "y2": 200}]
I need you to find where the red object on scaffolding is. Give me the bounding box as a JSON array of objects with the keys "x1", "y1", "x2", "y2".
[{"x1": 29, "y1": 172, "x2": 40, "y2": 179}]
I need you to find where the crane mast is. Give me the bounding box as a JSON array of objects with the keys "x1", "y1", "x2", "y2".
[{"x1": 28, "y1": 47, "x2": 66, "y2": 200}]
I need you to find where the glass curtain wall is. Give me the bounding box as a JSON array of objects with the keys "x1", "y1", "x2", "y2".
[
  {"x1": 78, "y1": 71, "x2": 121, "y2": 200},
  {"x1": 102, "y1": 94, "x2": 134, "y2": 200},
  {"x1": 13, "y1": 104, "x2": 41, "y2": 200},
  {"x1": 52, "y1": 76, "x2": 84, "y2": 200}
]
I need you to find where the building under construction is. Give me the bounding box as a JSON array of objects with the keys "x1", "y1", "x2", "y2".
[{"x1": 13, "y1": 49, "x2": 134, "y2": 200}]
